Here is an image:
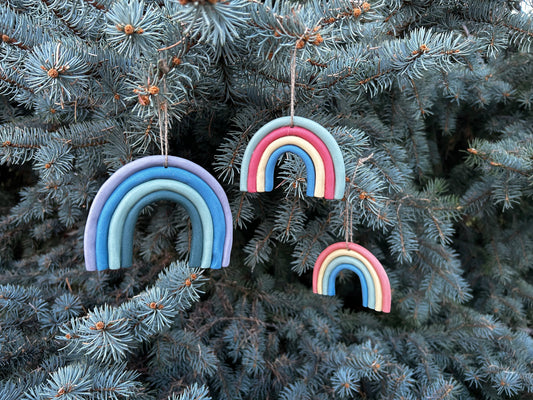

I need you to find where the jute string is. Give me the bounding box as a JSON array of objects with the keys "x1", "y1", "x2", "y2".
[
  {"x1": 157, "y1": 73, "x2": 169, "y2": 168},
  {"x1": 289, "y1": 42, "x2": 298, "y2": 127},
  {"x1": 344, "y1": 154, "x2": 374, "y2": 245},
  {"x1": 289, "y1": 29, "x2": 309, "y2": 127}
]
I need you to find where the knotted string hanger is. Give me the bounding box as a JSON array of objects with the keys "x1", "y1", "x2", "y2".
[
  {"x1": 344, "y1": 163, "x2": 361, "y2": 247},
  {"x1": 156, "y1": 61, "x2": 170, "y2": 168},
  {"x1": 289, "y1": 29, "x2": 309, "y2": 127},
  {"x1": 343, "y1": 187, "x2": 353, "y2": 248},
  {"x1": 344, "y1": 154, "x2": 374, "y2": 247},
  {"x1": 289, "y1": 41, "x2": 298, "y2": 128},
  {"x1": 344, "y1": 160, "x2": 361, "y2": 246}
]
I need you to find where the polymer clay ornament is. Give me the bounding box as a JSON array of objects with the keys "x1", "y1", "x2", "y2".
[
  {"x1": 84, "y1": 155, "x2": 233, "y2": 271},
  {"x1": 313, "y1": 242, "x2": 391, "y2": 313},
  {"x1": 240, "y1": 116, "x2": 346, "y2": 200}
]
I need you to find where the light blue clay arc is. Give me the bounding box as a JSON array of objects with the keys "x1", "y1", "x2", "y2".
[
  {"x1": 107, "y1": 179, "x2": 214, "y2": 270},
  {"x1": 327, "y1": 263, "x2": 369, "y2": 308},
  {"x1": 240, "y1": 116, "x2": 346, "y2": 199},
  {"x1": 121, "y1": 190, "x2": 204, "y2": 269},
  {"x1": 264, "y1": 144, "x2": 316, "y2": 197},
  {"x1": 322, "y1": 255, "x2": 374, "y2": 309},
  {"x1": 96, "y1": 166, "x2": 225, "y2": 270}
]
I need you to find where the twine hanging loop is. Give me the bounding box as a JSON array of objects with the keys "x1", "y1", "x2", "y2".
[{"x1": 290, "y1": 42, "x2": 298, "y2": 127}]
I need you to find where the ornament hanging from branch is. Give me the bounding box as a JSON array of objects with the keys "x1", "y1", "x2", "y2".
[
  {"x1": 84, "y1": 155, "x2": 233, "y2": 271},
  {"x1": 240, "y1": 32, "x2": 345, "y2": 200},
  {"x1": 312, "y1": 242, "x2": 391, "y2": 313}
]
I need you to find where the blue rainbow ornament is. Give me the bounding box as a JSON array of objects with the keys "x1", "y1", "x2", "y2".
[{"x1": 84, "y1": 155, "x2": 233, "y2": 271}]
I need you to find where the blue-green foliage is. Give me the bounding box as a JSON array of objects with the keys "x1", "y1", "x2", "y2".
[{"x1": 0, "y1": 0, "x2": 532, "y2": 398}]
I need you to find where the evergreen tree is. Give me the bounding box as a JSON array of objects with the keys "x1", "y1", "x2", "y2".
[{"x1": 0, "y1": 0, "x2": 532, "y2": 398}]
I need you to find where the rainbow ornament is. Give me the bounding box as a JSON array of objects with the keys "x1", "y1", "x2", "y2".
[
  {"x1": 312, "y1": 242, "x2": 391, "y2": 313},
  {"x1": 84, "y1": 155, "x2": 233, "y2": 271},
  {"x1": 240, "y1": 116, "x2": 345, "y2": 200}
]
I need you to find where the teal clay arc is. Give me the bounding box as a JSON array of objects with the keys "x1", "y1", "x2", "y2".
[{"x1": 121, "y1": 189, "x2": 204, "y2": 269}]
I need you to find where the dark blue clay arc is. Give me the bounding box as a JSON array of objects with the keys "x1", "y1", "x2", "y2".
[{"x1": 264, "y1": 144, "x2": 316, "y2": 196}]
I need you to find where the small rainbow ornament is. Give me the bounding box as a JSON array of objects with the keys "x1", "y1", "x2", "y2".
[
  {"x1": 84, "y1": 155, "x2": 233, "y2": 271},
  {"x1": 313, "y1": 242, "x2": 391, "y2": 313},
  {"x1": 240, "y1": 116, "x2": 346, "y2": 200}
]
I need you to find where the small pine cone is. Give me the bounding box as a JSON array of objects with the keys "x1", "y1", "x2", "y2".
[
  {"x1": 312, "y1": 33, "x2": 323, "y2": 45},
  {"x1": 139, "y1": 95, "x2": 150, "y2": 106},
  {"x1": 124, "y1": 24, "x2": 135, "y2": 35},
  {"x1": 48, "y1": 68, "x2": 59, "y2": 78}
]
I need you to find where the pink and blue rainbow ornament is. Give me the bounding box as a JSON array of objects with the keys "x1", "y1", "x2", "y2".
[
  {"x1": 240, "y1": 116, "x2": 346, "y2": 200},
  {"x1": 84, "y1": 155, "x2": 233, "y2": 271},
  {"x1": 313, "y1": 242, "x2": 392, "y2": 313}
]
